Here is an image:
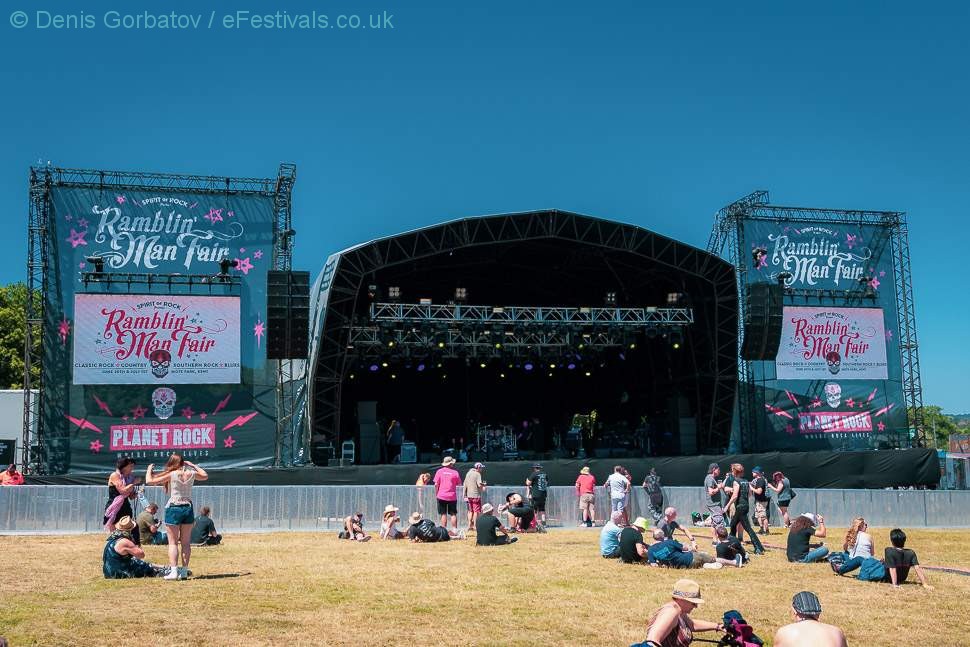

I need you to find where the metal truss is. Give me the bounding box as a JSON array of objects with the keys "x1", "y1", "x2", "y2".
[
  {"x1": 708, "y1": 191, "x2": 926, "y2": 450},
  {"x1": 349, "y1": 326, "x2": 636, "y2": 356},
  {"x1": 23, "y1": 164, "x2": 295, "y2": 474},
  {"x1": 312, "y1": 210, "x2": 738, "y2": 452},
  {"x1": 369, "y1": 302, "x2": 694, "y2": 326},
  {"x1": 79, "y1": 272, "x2": 241, "y2": 294}
]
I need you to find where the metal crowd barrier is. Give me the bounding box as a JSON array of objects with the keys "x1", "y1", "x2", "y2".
[{"x1": 2, "y1": 485, "x2": 969, "y2": 533}]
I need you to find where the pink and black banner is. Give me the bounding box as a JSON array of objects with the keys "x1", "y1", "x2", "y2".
[
  {"x1": 775, "y1": 306, "x2": 888, "y2": 381},
  {"x1": 73, "y1": 294, "x2": 241, "y2": 385}
]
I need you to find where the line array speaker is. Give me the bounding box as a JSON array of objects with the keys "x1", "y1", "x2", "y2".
[
  {"x1": 267, "y1": 270, "x2": 310, "y2": 359},
  {"x1": 740, "y1": 282, "x2": 784, "y2": 361}
]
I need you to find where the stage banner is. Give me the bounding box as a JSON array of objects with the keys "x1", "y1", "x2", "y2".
[
  {"x1": 776, "y1": 306, "x2": 888, "y2": 380},
  {"x1": 73, "y1": 294, "x2": 241, "y2": 385},
  {"x1": 43, "y1": 182, "x2": 278, "y2": 473},
  {"x1": 741, "y1": 219, "x2": 908, "y2": 451}
]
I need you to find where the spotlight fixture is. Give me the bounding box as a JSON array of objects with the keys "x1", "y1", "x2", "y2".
[
  {"x1": 524, "y1": 362, "x2": 534, "y2": 372},
  {"x1": 670, "y1": 329, "x2": 684, "y2": 350},
  {"x1": 218, "y1": 258, "x2": 238, "y2": 276},
  {"x1": 777, "y1": 271, "x2": 793, "y2": 286},
  {"x1": 388, "y1": 286, "x2": 401, "y2": 301},
  {"x1": 416, "y1": 363, "x2": 426, "y2": 372},
  {"x1": 86, "y1": 255, "x2": 105, "y2": 274},
  {"x1": 369, "y1": 363, "x2": 380, "y2": 372},
  {"x1": 666, "y1": 292, "x2": 684, "y2": 305},
  {"x1": 604, "y1": 291, "x2": 617, "y2": 306},
  {"x1": 454, "y1": 287, "x2": 468, "y2": 303},
  {"x1": 387, "y1": 340, "x2": 396, "y2": 348}
]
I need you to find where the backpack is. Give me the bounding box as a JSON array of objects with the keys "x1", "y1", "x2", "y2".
[{"x1": 858, "y1": 557, "x2": 887, "y2": 582}]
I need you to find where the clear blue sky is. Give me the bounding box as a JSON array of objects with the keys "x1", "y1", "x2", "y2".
[{"x1": 0, "y1": 0, "x2": 966, "y2": 412}]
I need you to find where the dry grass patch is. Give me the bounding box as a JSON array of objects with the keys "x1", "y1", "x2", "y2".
[{"x1": 1, "y1": 528, "x2": 969, "y2": 646}]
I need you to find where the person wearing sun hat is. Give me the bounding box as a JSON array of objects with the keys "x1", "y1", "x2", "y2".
[
  {"x1": 643, "y1": 579, "x2": 725, "y2": 646},
  {"x1": 380, "y1": 504, "x2": 405, "y2": 539},
  {"x1": 575, "y1": 466, "x2": 597, "y2": 527},
  {"x1": 773, "y1": 591, "x2": 847, "y2": 647},
  {"x1": 102, "y1": 515, "x2": 165, "y2": 579}
]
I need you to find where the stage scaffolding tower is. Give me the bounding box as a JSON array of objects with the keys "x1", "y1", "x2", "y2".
[{"x1": 708, "y1": 191, "x2": 926, "y2": 451}]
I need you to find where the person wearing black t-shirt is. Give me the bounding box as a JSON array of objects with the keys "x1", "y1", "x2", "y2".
[
  {"x1": 885, "y1": 528, "x2": 932, "y2": 588},
  {"x1": 750, "y1": 466, "x2": 771, "y2": 535},
  {"x1": 786, "y1": 513, "x2": 829, "y2": 563},
  {"x1": 725, "y1": 463, "x2": 764, "y2": 554},
  {"x1": 618, "y1": 518, "x2": 649, "y2": 563},
  {"x1": 525, "y1": 464, "x2": 549, "y2": 525},
  {"x1": 713, "y1": 526, "x2": 747, "y2": 566},
  {"x1": 475, "y1": 503, "x2": 517, "y2": 546},
  {"x1": 407, "y1": 512, "x2": 451, "y2": 543}
]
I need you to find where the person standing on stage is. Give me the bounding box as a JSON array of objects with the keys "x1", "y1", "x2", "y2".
[
  {"x1": 703, "y1": 463, "x2": 726, "y2": 531},
  {"x1": 724, "y1": 463, "x2": 764, "y2": 554},
  {"x1": 605, "y1": 465, "x2": 631, "y2": 524},
  {"x1": 433, "y1": 456, "x2": 462, "y2": 533},
  {"x1": 642, "y1": 467, "x2": 665, "y2": 526},
  {"x1": 525, "y1": 463, "x2": 549, "y2": 526},
  {"x1": 768, "y1": 470, "x2": 795, "y2": 528},
  {"x1": 386, "y1": 420, "x2": 405, "y2": 464},
  {"x1": 575, "y1": 466, "x2": 597, "y2": 527},
  {"x1": 103, "y1": 457, "x2": 141, "y2": 536},
  {"x1": 750, "y1": 466, "x2": 771, "y2": 535},
  {"x1": 463, "y1": 462, "x2": 486, "y2": 533},
  {"x1": 145, "y1": 453, "x2": 208, "y2": 580}
]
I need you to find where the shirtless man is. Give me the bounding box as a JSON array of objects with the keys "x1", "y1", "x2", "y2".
[{"x1": 773, "y1": 591, "x2": 847, "y2": 647}]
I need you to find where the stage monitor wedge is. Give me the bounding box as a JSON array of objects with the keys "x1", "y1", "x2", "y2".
[{"x1": 266, "y1": 270, "x2": 311, "y2": 360}]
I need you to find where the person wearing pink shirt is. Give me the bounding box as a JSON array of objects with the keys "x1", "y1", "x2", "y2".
[
  {"x1": 575, "y1": 466, "x2": 597, "y2": 527},
  {"x1": 433, "y1": 456, "x2": 462, "y2": 532}
]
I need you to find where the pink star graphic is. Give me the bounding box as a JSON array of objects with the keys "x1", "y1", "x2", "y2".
[
  {"x1": 116, "y1": 195, "x2": 126, "y2": 204},
  {"x1": 199, "y1": 412, "x2": 207, "y2": 420},
  {"x1": 204, "y1": 208, "x2": 224, "y2": 224},
  {"x1": 224, "y1": 435, "x2": 236, "y2": 448},
  {"x1": 253, "y1": 250, "x2": 263, "y2": 260},
  {"x1": 90, "y1": 439, "x2": 103, "y2": 453},
  {"x1": 77, "y1": 217, "x2": 88, "y2": 228},
  {"x1": 878, "y1": 422, "x2": 886, "y2": 431},
  {"x1": 239, "y1": 248, "x2": 246, "y2": 253},
  {"x1": 811, "y1": 398, "x2": 822, "y2": 409},
  {"x1": 885, "y1": 330, "x2": 893, "y2": 340},
  {"x1": 846, "y1": 398, "x2": 855, "y2": 408},
  {"x1": 235, "y1": 257, "x2": 253, "y2": 275},
  {"x1": 846, "y1": 233, "x2": 857, "y2": 249},
  {"x1": 254, "y1": 318, "x2": 265, "y2": 348},
  {"x1": 122, "y1": 415, "x2": 129, "y2": 422},
  {"x1": 227, "y1": 211, "x2": 235, "y2": 217},
  {"x1": 879, "y1": 270, "x2": 886, "y2": 277},
  {"x1": 79, "y1": 261, "x2": 86, "y2": 269},
  {"x1": 181, "y1": 406, "x2": 194, "y2": 419},
  {"x1": 58, "y1": 318, "x2": 71, "y2": 345},
  {"x1": 131, "y1": 405, "x2": 147, "y2": 420},
  {"x1": 66, "y1": 228, "x2": 88, "y2": 248},
  {"x1": 869, "y1": 277, "x2": 880, "y2": 290}
]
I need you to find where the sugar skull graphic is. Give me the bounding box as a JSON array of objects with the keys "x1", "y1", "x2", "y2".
[
  {"x1": 825, "y1": 351, "x2": 841, "y2": 375},
  {"x1": 150, "y1": 349, "x2": 171, "y2": 379},
  {"x1": 824, "y1": 382, "x2": 842, "y2": 409},
  {"x1": 152, "y1": 387, "x2": 176, "y2": 420}
]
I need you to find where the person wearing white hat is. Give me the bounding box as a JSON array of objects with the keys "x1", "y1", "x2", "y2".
[
  {"x1": 643, "y1": 579, "x2": 725, "y2": 646},
  {"x1": 380, "y1": 505, "x2": 405, "y2": 539},
  {"x1": 575, "y1": 466, "x2": 597, "y2": 527},
  {"x1": 433, "y1": 456, "x2": 462, "y2": 533},
  {"x1": 475, "y1": 503, "x2": 517, "y2": 546}
]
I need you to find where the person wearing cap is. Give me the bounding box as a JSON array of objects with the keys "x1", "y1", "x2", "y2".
[
  {"x1": 1, "y1": 464, "x2": 24, "y2": 486},
  {"x1": 475, "y1": 503, "x2": 517, "y2": 546},
  {"x1": 433, "y1": 456, "x2": 462, "y2": 533},
  {"x1": 773, "y1": 591, "x2": 847, "y2": 647},
  {"x1": 599, "y1": 510, "x2": 624, "y2": 558},
  {"x1": 749, "y1": 466, "x2": 771, "y2": 535},
  {"x1": 703, "y1": 463, "x2": 726, "y2": 532},
  {"x1": 646, "y1": 528, "x2": 725, "y2": 569},
  {"x1": 463, "y1": 462, "x2": 487, "y2": 533},
  {"x1": 643, "y1": 579, "x2": 725, "y2": 646},
  {"x1": 406, "y1": 511, "x2": 454, "y2": 543},
  {"x1": 380, "y1": 505, "x2": 405, "y2": 539},
  {"x1": 575, "y1": 466, "x2": 597, "y2": 527},
  {"x1": 102, "y1": 515, "x2": 164, "y2": 579},
  {"x1": 786, "y1": 513, "x2": 829, "y2": 563},
  {"x1": 340, "y1": 512, "x2": 371, "y2": 542},
  {"x1": 525, "y1": 463, "x2": 549, "y2": 525},
  {"x1": 618, "y1": 516, "x2": 650, "y2": 563}
]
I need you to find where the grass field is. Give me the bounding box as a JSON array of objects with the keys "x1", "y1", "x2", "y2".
[{"x1": 1, "y1": 527, "x2": 969, "y2": 646}]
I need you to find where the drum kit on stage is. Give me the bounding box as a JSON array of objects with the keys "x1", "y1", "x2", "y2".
[{"x1": 475, "y1": 424, "x2": 518, "y2": 459}]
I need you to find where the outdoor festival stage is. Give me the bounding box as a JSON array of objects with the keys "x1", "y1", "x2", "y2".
[{"x1": 27, "y1": 448, "x2": 939, "y2": 489}]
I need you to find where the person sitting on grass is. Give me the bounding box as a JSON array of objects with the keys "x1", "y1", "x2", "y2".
[
  {"x1": 499, "y1": 493, "x2": 546, "y2": 533},
  {"x1": 659, "y1": 507, "x2": 699, "y2": 551},
  {"x1": 407, "y1": 511, "x2": 457, "y2": 543},
  {"x1": 884, "y1": 528, "x2": 933, "y2": 589},
  {"x1": 713, "y1": 526, "x2": 747, "y2": 567},
  {"x1": 600, "y1": 510, "x2": 625, "y2": 559},
  {"x1": 340, "y1": 512, "x2": 371, "y2": 541},
  {"x1": 191, "y1": 506, "x2": 222, "y2": 546},
  {"x1": 380, "y1": 505, "x2": 405, "y2": 539},
  {"x1": 619, "y1": 516, "x2": 650, "y2": 564},
  {"x1": 136, "y1": 502, "x2": 168, "y2": 545},
  {"x1": 832, "y1": 516, "x2": 872, "y2": 576},
  {"x1": 102, "y1": 516, "x2": 165, "y2": 579},
  {"x1": 646, "y1": 528, "x2": 727, "y2": 570},
  {"x1": 786, "y1": 513, "x2": 829, "y2": 563},
  {"x1": 773, "y1": 591, "x2": 847, "y2": 647},
  {"x1": 642, "y1": 578, "x2": 725, "y2": 646},
  {"x1": 475, "y1": 503, "x2": 517, "y2": 546}
]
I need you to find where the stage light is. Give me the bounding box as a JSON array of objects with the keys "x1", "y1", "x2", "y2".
[
  {"x1": 670, "y1": 330, "x2": 684, "y2": 348},
  {"x1": 604, "y1": 291, "x2": 617, "y2": 306},
  {"x1": 584, "y1": 371, "x2": 592, "y2": 377},
  {"x1": 218, "y1": 258, "x2": 238, "y2": 275},
  {"x1": 567, "y1": 363, "x2": 576, "y2": 370},
  {"x1": 673, "y1": 342, "x2": 681, "y2": 350},
  {"x1": 629, "y1": 343, "x2": 636, "y2": 350},
  {"x1": 416, "y1": 363, "x2": 426, "y2": 372},
  {"x1": 494, "y1": 342, "x2": 502, "y2": 349},
  {"x1": 524, "y1": 362, "x2": 534, "y2": 372},
  {"x1": 666, "y1": 292, "x2": 684, "y2": 305},
  {"x1": 86, "y1": 256, "x2": 105, "y2": 274},
  {"x1": 436, "y1": 362, "x2": 443, "y2": 368},
  {"x1": 369, "y1": 364, "x2": 380, "y2": 372},
  {"x1": 349, "y1": 373, "x2": 356, "y2": 380},
  {"x1": 646, "y1": 325, "x2": 659, "y2": 339},
  {"x1": 619, "y1": 352, "x2": 626, "y2": 361},
  {"x1": 500, "y1": 373, "x2": 506, "y2": 379},
  {"x1": 549, "y1": 363, "x2": 556, "y2": 369},
  {"x1": 548, "y1": 372, "x2": 554, "y2": 377},
  {"x1": 388, "y1": 286, "x2": 401, "y2": 301},
  {"x1": 381, "y1": 361, "x2": 389, "y2": 368},
  {"x1": 367, "y1": 284, "x2": 379, "y2": 301},
  {"x1": 387, "y1": 340, "x2": 396, "y2": 348},
  {"x1": 437, "y1": 341, "x2": 445, "y2": 349},
  {"x1": 391, "y1": 374, "x2": 397, "y2": 380},
  {"x1": 480, "y1": 362, "x2": 487, "y2": 369},
  {"x1": 455, "y1": 287, "x2": 468, "y2": 303},
  {"x1": 577, "y1": 343, "x2": 585, "y2": 350}
]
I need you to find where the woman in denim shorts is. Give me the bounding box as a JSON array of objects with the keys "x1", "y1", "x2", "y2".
[{"x1": 145, "y1": 453, "x2": 208, "y2": 580}]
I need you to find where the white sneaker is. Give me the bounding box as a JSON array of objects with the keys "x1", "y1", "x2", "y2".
[
  {"x1": 163, "y1": 567, "x2": 179, "y2": 580},
  {"x1": 735, "y1": 555, "x2": 744, "y2": 568},
  {"x1": 702, "y1": 561, "x2": 723, "y2": 569}
]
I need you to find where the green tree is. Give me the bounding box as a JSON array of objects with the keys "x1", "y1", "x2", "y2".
[
  {"x1": 0, "y1": 283, "x2": 41, "y2": 388},
  {"x1": 911, "y1": 405, "x2": 959, "y2": 449}
]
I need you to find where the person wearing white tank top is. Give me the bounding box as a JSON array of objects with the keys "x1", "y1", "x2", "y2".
[{"x1": 145, "y1": 453, "x2": 208, "y2": 580}]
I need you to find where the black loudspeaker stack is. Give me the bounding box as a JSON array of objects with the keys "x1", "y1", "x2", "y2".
[
  {"x1": 266, "y1": 270, "x2": 311, "y2": 360},
  {"x1": 740, "y1": 283, "x2": 784, "y2": 361}
]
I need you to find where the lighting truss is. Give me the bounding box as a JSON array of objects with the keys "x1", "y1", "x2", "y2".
[{"x1": 369, "y1": 302, "x2": 694, "y2": 326}]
